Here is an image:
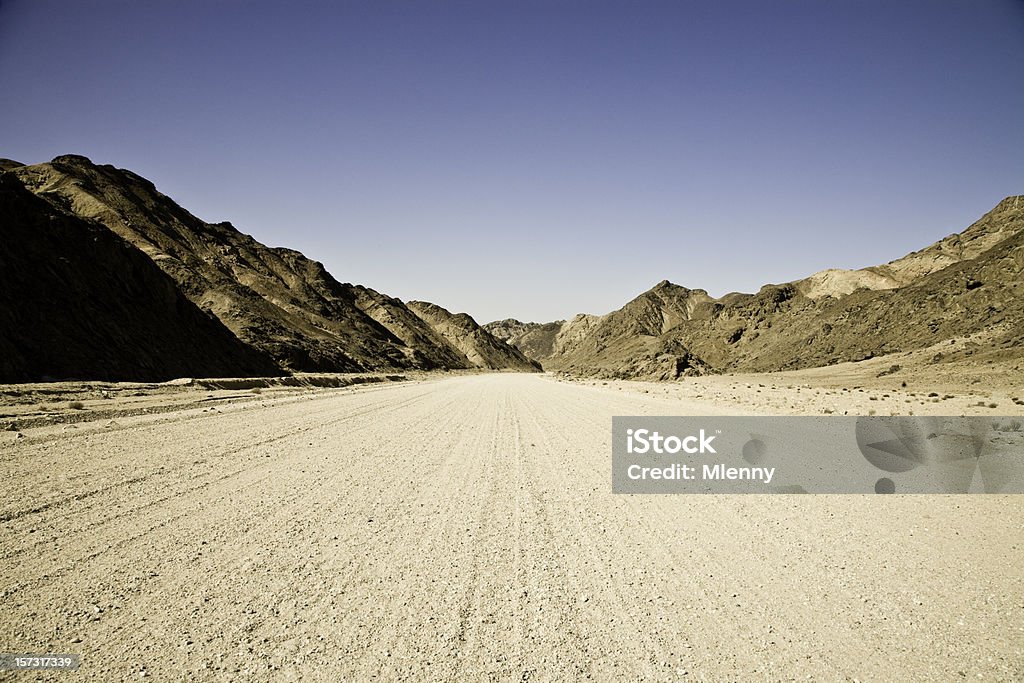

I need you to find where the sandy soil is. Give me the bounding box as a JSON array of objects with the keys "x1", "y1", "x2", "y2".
[
  {"x1": 557, "y1": 348, "x2": 1024, "y2": 418},
  {"x1": 2, "y1": 373, "x2": 1022, "y2": 681}
]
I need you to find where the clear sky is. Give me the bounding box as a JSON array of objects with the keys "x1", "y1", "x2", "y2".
[{"x1": 2, "y1": 1, "x2": 1022, "y2": 323}]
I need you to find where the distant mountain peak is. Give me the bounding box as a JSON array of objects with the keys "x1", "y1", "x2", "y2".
[{"x1": 51, "y1": 154, "x2": 96, "y2": 166}]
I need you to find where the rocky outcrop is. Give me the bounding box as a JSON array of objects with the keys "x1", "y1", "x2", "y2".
[
  {"x1": 408, "y1": 303, "x2": 541, "y2": 372},
  {"x1": 540, "y1": 283, "x2": 717, "y2": 379},
  {"x1": 539, "y1": 196, "x2": 1024, "y2": 379},
  {"x1": 483, "y1": 319, "x2": 566, "y2": 362},
  {"x1": 0, "y1": 173, "x2": 282, "y2": 382},
  {"x1": 8, "y1": 155, "x2": 537, "y2": 376},
  {"x1": 351, "y1": 286, "x2": 474, "y2": 369}
]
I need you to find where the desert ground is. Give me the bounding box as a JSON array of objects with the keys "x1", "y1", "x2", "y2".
[{"x1": 2, "y1": 371, "x2": 1023, "y2": 681}]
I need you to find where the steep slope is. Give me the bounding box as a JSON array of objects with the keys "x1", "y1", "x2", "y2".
[
  {"x1": 728, "y1": 229, "x2": 1024, "y2": 372},
  {"x1": 482, "y1": 314, "x2": 605, "y2": 367},
  {"x1": 551, "y1": 314, "x2": 603, "y2": 359},
  {"x1": 483, "y1": 319, "x2": 566, "y2": 362},
  {"x1": 407, "y1": 303, "x2": 541, "y2": 372},
  {"x1": 542, "y1": 283, "x2": 715, "y2": 379},
  {"x1": 351, "y1": 286, "x2": 474, "y2": 369},
  {"x1": 796, "y1": 195, "x2": 1024, "y2": 298},
  {"x1": 546, "y1": 196, "x2": 1024, "y2": 378},
  {"x1": 0, "y1": 173, "x2": 282, "y2": 382},
  {"x1": 10, "y1": 155, "x2": 514, "y2": 373},
  {"x1": 877, "y1": 195, "x2": 1024, "y2": 284},
  {"x1": 483, "y1": 319, "x2": 533, "y2": 343}
]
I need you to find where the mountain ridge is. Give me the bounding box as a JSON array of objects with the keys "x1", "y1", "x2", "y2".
[
  {"x1": 490, "y1": 194, "x2": 1024, "y2": 379},
  {"x1": 3, "y1": 155, "x2": 536, "y2": 381},
  {"x1": 0, "y1": 173, "x2": 282, "y2": 382},
  {"x1": 5, "y1": 153, "x2": 1020, "y2": 383}
]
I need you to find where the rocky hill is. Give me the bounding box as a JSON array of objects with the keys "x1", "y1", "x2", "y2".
[
  {"x1": 483, "y1": 319, "x2": 565, "y2": 362},
  {"x1": 482, "y1": 314, "x2": 605, "y2": 364},
  {"x1": 795, "y1": 196, "x2": 1024, "y2": 298},
  {"x1": 5, "y1": 153, "x2": 1017, "y2": 383},
  {"x1": 350, "y1": 286, "x2": 475, "y2": 370},
  {"x1": 0, "y1": 173, "x2": 281, "y2": 382},
  {"x1": 408, "y1": 303, "x2": 541, "y2": 371},
  {"x1": 3, "y1": 155, "x2": 535, "y2": 380},
  {"x1": 529, "y1": 196, "x2": 1024, "y2": 379}
]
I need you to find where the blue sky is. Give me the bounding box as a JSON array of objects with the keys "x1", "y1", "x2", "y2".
[{"x1": 2, "y1": 0, "x2": 1022, "y2": 322}]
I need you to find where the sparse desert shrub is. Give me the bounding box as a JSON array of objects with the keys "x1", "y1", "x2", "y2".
[
  {"x1": 251, "y1": 387, "x2": 263, "y2": 395},
  {"x1": 68, "y1": 401, "x2": 85, "y2": 410}
]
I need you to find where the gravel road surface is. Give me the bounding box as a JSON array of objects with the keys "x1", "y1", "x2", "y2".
[{"x1": 2, "y1": 374, "x2": 1021, "y2": 681}]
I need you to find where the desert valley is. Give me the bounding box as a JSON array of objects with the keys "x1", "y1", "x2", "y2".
[
  {"x1": 2, "y1": 154, "x2": 1021, "y2": 391},
  {"x1": 2, "y1": 156, "x2": 1023, "y2": 681}
]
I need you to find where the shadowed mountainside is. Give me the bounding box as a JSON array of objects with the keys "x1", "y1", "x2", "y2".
[
  {"x1": 0, "y1": 174, "x2": 282, "y2": 382},
  {"x1": 4, "y1": 155, "x2": 535, "y2": 379}
]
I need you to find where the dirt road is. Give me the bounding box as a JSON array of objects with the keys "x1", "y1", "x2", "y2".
[{"x1": 2, "y1": 374, "x2": 1021, "y2": 681}]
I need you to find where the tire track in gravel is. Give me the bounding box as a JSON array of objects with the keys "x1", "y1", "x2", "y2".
[
  {"x1": 2, "y1": 374, "x2": 1021, "y2": 682},
  {"x1": 1, "y1": 383, "x2": 439, "y2": 537},
  {"x1": 3, "y1": 380, "x2": 475, "y2": 681},
  {"x1": 0, "y1": 383, "x2": 441, "y2": 591},
  {"x1": 517, "y1": 383, "x2": 814, "y2": 679},
  {"x1": 0, "y1": 383, "x2": 436, "y2": 522},
  {"x1": 512, "y1": 377, "x2": 1023, "y2": 681}
]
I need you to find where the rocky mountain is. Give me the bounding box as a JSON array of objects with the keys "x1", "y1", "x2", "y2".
[
  {"x1": 483, "y1": 319, "x2": 534, "y2": 343},
  {"x1": 524, "y1": 196, "x2": 1024, "y2": 379},
  {"x1": 795, "y1": 196, "x2": 1024, "y2": 298},
  {"x1": 482, "y1": 314, "x2": 605, "y2": 364},
  {"x1": 5, "y1": 153, "x2": 1017, "y2": 383},
  {"x1": 483, "y1": 319, "x2": 565, "y2": 362},
  {"x1": 538, "y1": 282, "x2": 717, "y2": 379},
  {"x1": 407, "y1": 303, "x2": 541, "y2": 372},
  {"x1": 350, "y1": 286, "x2": 474, "y2": 370},
  {"x1": 3, "y1": 155, "x2": 536, "y2": 380},
  {"x1": 0, "y1": 173, "x2": 281, "y2": 382}
]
